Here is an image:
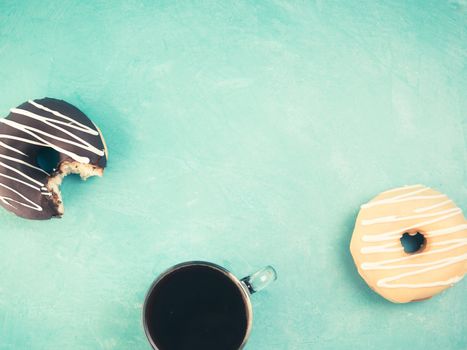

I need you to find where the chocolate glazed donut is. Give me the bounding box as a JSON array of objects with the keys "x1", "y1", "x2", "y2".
[{"x1": 0, "y1": 98, "x2": 107, "y2": 220}]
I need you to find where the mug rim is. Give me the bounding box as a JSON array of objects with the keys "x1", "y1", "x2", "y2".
[{"x1": 142, "y1": 261, "x2": 253, "y2": 350}]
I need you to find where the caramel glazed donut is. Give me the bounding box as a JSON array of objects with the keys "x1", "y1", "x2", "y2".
[
  {"x1": 350, "y1": 185, "x2": 467, "y2": 303},
  {"x1": 0, "y1": 98, "x2": 107, "y2": 220}
]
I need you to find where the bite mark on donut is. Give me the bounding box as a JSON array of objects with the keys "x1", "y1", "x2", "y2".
[{"x1": 46, "y1": 161, "x2": 104, "y2": 217}]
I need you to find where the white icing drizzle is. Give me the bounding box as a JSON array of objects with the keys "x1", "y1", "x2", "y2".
[
  {"x1": 0, "y1": 99, "x2": 105, "y2": 213},
  {"x1": 414, "y1": 199, "x2": 452, "y2": 213},
  {"x1": 374, "y1": 255, "x2": 466, "y2": 289},
  {"x1": 431, "y1": 238, "x2": 467, "y2": 246},
  {"x1": 27, "y1": 100, "x2": 99, "y2": 135},
  {"x1": 362, "y1": 209, "x2": 462, "y2": 242},
  {"x1": 378, "y1": 276, "x2": 463, "y2": 289},
  {"x1": 360, "y1": 186, "x2": 467, "y2": 289},
  {"x1": 0, "y1": 172, "x2": 41, "y2": 191},
  {"x1": 361, "y1": 208, "x2": 461, "y2": 226},
  {"x1": 0, "y1": 154, "x2": 49, "y2": 175},
  {"x1": 361, "y1": 194, "x2": 447, "y2": 208},
  {"x1": 0, "y1": 134, "x2": 50, "y2": 147},
  {"x1": 361, "y1": 187, "x2": 430, "y2": 208},
  {"x1": 0, "y1": 161, "x2": 44, "y2": 187},
  {"x1": 11, "y1": 107, "x2": 103, "y2": 155},
  {"x1": 426, "y1": 224, "x2": 467, "y2": 238},
  {"x1": 1, "y1": 117, "x2": 100, "y2": 164},
  {"x1": 0, "y1": 141, "x2": 27, "y2": 156},
  {"x1": 0, "y1": 183, "x2": 43, "y2": 211}
]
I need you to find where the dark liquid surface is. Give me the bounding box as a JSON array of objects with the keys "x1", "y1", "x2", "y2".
[{"x1": 144, "y1": 265, "x2": 249, "y2": 350}]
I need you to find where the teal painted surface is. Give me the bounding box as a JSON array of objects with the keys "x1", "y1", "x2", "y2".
[{"x1": 0, "y1": 1, "x2": 466, "y2": 349}]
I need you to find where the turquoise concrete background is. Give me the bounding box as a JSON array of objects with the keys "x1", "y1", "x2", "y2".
[{"x1": 0, "y1": 1, "x2": 466, "y2": 349}]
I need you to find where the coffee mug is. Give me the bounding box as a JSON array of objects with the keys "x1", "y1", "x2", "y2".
[{"x1": 143, "y1": 261, "x2": 277, "y2": 350}]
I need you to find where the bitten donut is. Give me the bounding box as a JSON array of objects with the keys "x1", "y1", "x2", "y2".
[
  {"x1": 0, "y1": 98, "x2": 107, "y2": 220},
  {"x1": 350, "y1": 185, "x2": 467, "y2": 303}
]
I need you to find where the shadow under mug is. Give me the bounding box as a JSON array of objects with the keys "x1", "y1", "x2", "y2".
[{"x1": 143, "y1": 261, "x2": 277, "y2": 350}]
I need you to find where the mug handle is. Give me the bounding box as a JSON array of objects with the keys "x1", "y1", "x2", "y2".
[{"x1": 241, "y1": 266, "x2": 277, "y2": 294}]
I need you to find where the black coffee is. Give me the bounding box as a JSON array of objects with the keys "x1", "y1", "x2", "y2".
[{"x1": 144, "y1": 264, "x2": 249, "y2": 350}]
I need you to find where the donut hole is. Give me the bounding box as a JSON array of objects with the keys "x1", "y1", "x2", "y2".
[
  {"x1": 400, "y1": 232, "x2": 426, "y2": 254},
  {"x1": 36, "y1": 147, "x2": 60, "y2": 173}
]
